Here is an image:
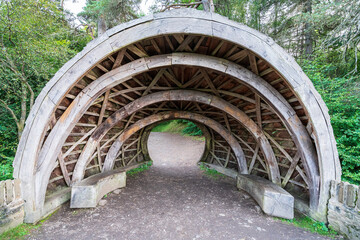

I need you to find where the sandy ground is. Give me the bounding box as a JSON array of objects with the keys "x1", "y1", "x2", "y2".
[{"x1": 26, "y1": 132, "x2": 334, "y2": 240}]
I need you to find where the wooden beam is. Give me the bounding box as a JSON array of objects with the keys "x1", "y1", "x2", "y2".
[{"x1": 103, "y1": 111, "x2": 246, "y2": 172}]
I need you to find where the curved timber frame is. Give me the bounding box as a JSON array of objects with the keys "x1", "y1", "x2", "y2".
[
  {"x1": 71, "y1": 89, "x2": 279, "y2": 184},
  {"x1": 13, "y1": 9, "x2": 341, "y2": 222},
  {"x1": 102, "y1": 111, "x2": 247, "y2": 172}
]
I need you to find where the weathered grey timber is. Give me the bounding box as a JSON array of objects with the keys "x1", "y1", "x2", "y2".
[
  {"x1": 13, "y1": 8, "x2": 340, "y2": 222},
  {"x1": 72, "y1": 90, "x2": 279, "y2": 185},
  {"x1": 70, "y1": 169, "x2": 126, "y2": 208},
  {"x1": 102, "y1": 111, "x2": 247, "y2": 173},
  {"x1": 237, "y1": 174, "x2": 294, "y2": 219}
]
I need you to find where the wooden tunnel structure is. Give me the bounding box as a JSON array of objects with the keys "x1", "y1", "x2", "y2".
[{"x1": 13, "y1": 9, "x2": 341, "y2": 223}]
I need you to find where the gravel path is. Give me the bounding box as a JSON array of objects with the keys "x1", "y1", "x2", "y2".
[{"x1": 26, "y1": 132, "x2": 333, "y2": 240}]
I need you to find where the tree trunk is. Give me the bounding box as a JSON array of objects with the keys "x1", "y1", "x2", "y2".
[
  {"x1": 304, "y1": 0, "x2": 313, "y2": 58},
  {"x1": 97, "y1": 16, "x2": 107, "y2": 37},
  {"x1": 202, "y1": 0, "x2": 214, "y2": 12},
  {"x1": 18, "y1": 83, "x2": 27, "y2": 139}
]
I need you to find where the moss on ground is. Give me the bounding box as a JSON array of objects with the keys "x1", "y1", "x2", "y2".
[
  {"x1": 0, "y1": 209, "x2": 58, "y2": 240},
  {"x1": 199, "y1": 163, "x2": 225, "y2": 179},
  {"x1": 127, "y1": 161, "x2": 153, "y2": 176},
  {"x1": 277, "y1": 214, "x2": 340, "y2": 238}
]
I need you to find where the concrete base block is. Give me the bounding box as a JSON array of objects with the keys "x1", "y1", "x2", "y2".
[
  {"x1": 71, "y1": 169, "x2": 126, "y2": 208},
  {"x1": 24, "y1": 187, "x2": 71, "y2": 223},
  {"x1": 237, "y1": 174, "x2": 294, "y2": 219}
]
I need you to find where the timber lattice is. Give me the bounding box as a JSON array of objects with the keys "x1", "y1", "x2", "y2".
[{"x1": 13, "y1": 9, "x2": 341, "y2": 223}]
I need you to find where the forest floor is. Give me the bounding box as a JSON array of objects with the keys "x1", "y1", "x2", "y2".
[{"x1": 25, "y1": 132, "x2": 337, "y2": 240}]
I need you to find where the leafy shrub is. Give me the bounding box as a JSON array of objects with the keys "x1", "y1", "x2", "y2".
[
  {"x1": 181, "y1": 120, "x2": 203, "y2": 136},
  {"x1": 302, "y1": 58, "x2": 360, "y2": 184}
]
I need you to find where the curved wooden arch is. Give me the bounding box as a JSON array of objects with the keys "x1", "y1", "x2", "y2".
[
  {"x1": 27, "y1": 53, "x2": 316, "y2": 216},
  {"x1": 72, "y1": 90, "x2": 278, "y2": 184},
  {"x1": 102, "y1": 111, "x2": 247, "y2": 173},
  {"x1": 14, "y1": 9, "x2": 340, "y2": 221}
]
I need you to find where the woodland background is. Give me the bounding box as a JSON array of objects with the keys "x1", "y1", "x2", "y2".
[{"x1": 0, "y1": 0, "x2": 359, "y2": 184}]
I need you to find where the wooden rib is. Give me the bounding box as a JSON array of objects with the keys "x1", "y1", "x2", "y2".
[
  {"x1": 58, "y1": 152, "x2": 70, "y2": 186},
  {"x1": 223, "y1": 45, "x2": 238, "y2": 58},
  {"x1": 150, "y1": 39, "x2": 162, "y2": 54},
  {"x1": 264, "y1": 132, "x2": 309, "y2": 186},
  {"x1": 96, "y1": 145, "x2": 102, "y2": 171},
  {"x1": 248, "y1": 144, "x2": 260, "y2": 173},
  {"x1": 255, "y1": 95, "x2": 262, "y2": 128},
  {"x1": 193, "y1": 36, "x2": 205, "y2": 52},
  {"x1": 228, "y1": 49, "x2": 248, "y2": 62},
  {"x1": 143, "y1": 69, "x2": 166, "y2": 96},
  {"x1": 249, "y1": 53, "x2": 259, "y2": 75},
  {"x1": 164, "y1": 36, "x2": 175, "y2": 51},
  {"x1": 175, "y1": 35, "x2": 194, "y2": 52},
  {"x1": 63, "y1": 128, "x2": 96, "y2": 158},
  {"x1": 163, "y1": 70, "x2": 182, "y2": 87},
  {"x1": 259, "y1": 68, "x2": 274, "y2": 77},
  {"x1": 98, "y1": 91, "x2": 110, "y2": 125},
  {"x1": 211, "y1": 41, "x2": 224, "y2": 56},
  {"x1": 200, "y1": 69, "x2": 220, "y2": 96},
  {"x1": 112, "y1": 49, "x2": 126, "y2": 69},
  {"x1": 282, "y1": 152, "x2": 301, "y2": 187},
  {"x1": 96, "y1": 63, "x2": 109, "y2": 73},
  {"x1": 127, "y1": 45, "x2": 149, "y2": 58},
  {"x1": 224, "y1": 148, "x2": 231, "y2": 168}
]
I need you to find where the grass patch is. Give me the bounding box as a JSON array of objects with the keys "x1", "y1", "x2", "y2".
[
  {"x1": 0, "y1": 209, "x2": 57, "y2": 240},
  {"x1": 127, "y1": 161, "x2": 152, "y2": 176},
  {"x1": 199, "y1": 163, "x2": 225, "y2": 179},
  {"x1": 277, "y1": 215, "x2": 339, "y2": 238}
]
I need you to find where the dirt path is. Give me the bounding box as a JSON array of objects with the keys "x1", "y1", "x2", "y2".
[{"x1": 26, "y1": 132, "x2": 332, "y2": 240}]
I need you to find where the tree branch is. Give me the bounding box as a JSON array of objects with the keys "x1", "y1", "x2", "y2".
[{"x1": 0, "y1": 99, "x2": 19, "y2": 127}]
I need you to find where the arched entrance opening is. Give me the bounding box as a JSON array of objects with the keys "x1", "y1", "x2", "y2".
[
  {"x1": 13, "y1": 9, "x2": 341, "y2": 223},
  {"x1": 146, "y1": 120, "x2": 206, "y2": 168}
]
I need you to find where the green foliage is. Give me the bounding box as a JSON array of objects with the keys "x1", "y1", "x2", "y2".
[
  {"x1": 302, "y1": 57, "x2": 360, "y2": 184},
  {"x1": 151, "y1": 119, "x2": 203, "y2": 137},
  {"x1": 79, "y1": 0, "x2": 141, "y2": 30},
  {"x1": 0, "y1": 0, "x2": 92, "y2": 180},
  {"x1": 127, "y1": 161, "x2": 153, "y2": 176},
  {"x1": 279, "y1": 215, "x2": 339, "y2": 238},
  {"x1": 0, "y1": 155, "x2": 14, "y2": 181},
  {"x1": 179, "y1": 120, "x2": 203, "y2": 136}
]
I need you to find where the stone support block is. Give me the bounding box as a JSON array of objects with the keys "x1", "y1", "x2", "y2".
[
  {"x1": 71, "y1": 169, "x2": 126, "y2": 208},
  {"x1": 237, "y1": 174, "x2": 294, "y2": 219}
]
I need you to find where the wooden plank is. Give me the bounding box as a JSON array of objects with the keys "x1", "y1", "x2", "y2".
[
  {"x1": 142, "y1": 69, "x2": 166, "y2": 96},
  {"x1": 58, "y1": 152, "x2": 71, "y2": 186},
  {"x1": 193, "y1": 36, "x2": 205, "y2": 52},
  {"x1": 127, "y1": 45, "x2": 149, "y2": 58},
  {"x1": 175, "y1": 35, "x2": 194, "y2": 52},
  {"x1": 282, "y1": 152, "x2": 301, "y2": 187},
  {"x1": 211, "y1": 41, "x2": 224, "y2": 56},
  {"x1": 249, "y1": 144, "x2": 260, "y2": 173},
  {"x1": 249, "y1": 53, "x2": 259, "y2": 75},
  {"x1": 150, "y1": 39, "x2": 162, "y2": 54},
  {"x1": 228, "y1": 49, "x2": 248, "y2": 62},
  {"x1": 255, "y1": 95, "x2": 262, "y2": 128}
]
